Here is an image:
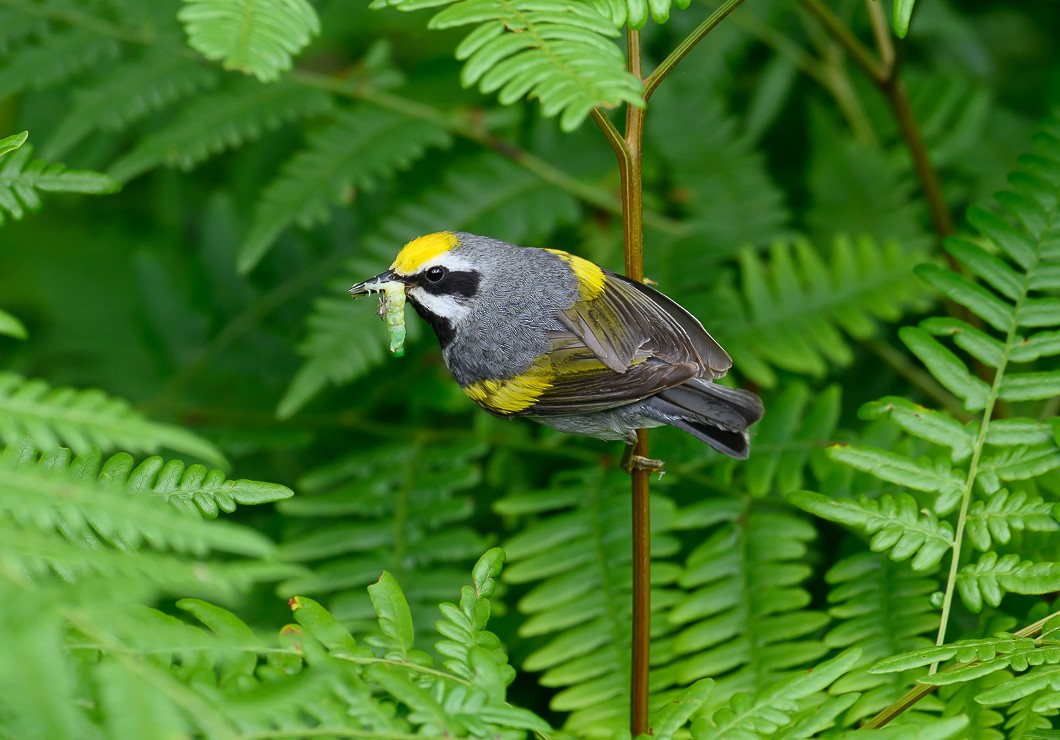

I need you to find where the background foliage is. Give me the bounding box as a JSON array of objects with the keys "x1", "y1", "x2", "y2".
[{"x1": 0, "y1": 0, "x2": 1058, "y2": 737}]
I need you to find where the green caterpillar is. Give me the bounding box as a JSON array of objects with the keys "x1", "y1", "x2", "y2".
[{"x1": 380, "y1": 281, "x2": 406, "y2": 357}]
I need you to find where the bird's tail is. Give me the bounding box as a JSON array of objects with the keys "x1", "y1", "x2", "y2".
[{"x1": 652, "y1": 379, "x2": 764, "y2": 459}]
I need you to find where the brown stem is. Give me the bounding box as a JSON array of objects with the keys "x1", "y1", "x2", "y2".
[
  {"x1": 618, "y1": 27, "x2": 652, "y2": 738},
  {"x1": 798, "y1": 0, "x2": 953, "y2": 243}
]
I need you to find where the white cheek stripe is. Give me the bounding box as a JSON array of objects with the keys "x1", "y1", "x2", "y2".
[{"x1": 409, "y1": 287, "x2": 471, "y2": 323}]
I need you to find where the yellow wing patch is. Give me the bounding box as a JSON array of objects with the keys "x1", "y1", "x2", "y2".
[
  {"x1": 391, "y1": 232, "x2": 459, "y2": 274},
  {"x1": 463, "y1": 358, "x2": 555, "y2": 414},
  {"x1": 545, "y1": 249, "x2": 606, "y2": 301}
]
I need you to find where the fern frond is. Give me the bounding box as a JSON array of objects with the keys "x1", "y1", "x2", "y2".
[
  {"x1": 956, "y1": 553, "x2": 1060, "y2": 613},
  {"x1": 238, "y1": 105, "x2": 453, "y2": 272},
  {"x1": 695, "y1": 650, "x2": 861, "y2": 738},
  {"x1": 802, "y1": 113, "x2": 1060, "y2": 617},
  {"x1": 735, "y1": 382, "x2": 841, "y2": 497},
  {"x1": 434, "y1": 547, "x2": 515, "y2": 687},
  {"x1": 1006, "y1": 694, "x2": 1059, "y2": 738},
  {"x1": 1, "y1": 444, "x2": 274, "y2": 559},
  {"x1": 277, "y1": 441, "x2": 489, "y2": 637},
  {"x1": 591, "y1": 0, "x2": 692, "y2": 29},
  {"x1": 648, "y1": 90, "x2": 791, "y2": 264},
  {"x1": 824, "y1": 552, "x2": 938, "y2": 721},
  {"x1": 870, "y1": 630, "x2": 1060, "y2": 687},
  {"x1": 0, "y1": 373, "x2": 224, "y2": 466},
  {"x1": 966, "y1": 489, "x2": 1059, "y2": 551},
  {"x1": 669, "y1": 505, "x2": 829, "y2": 712},
  {"x1": 789, "y1": 491, "x2": 954, "y2": 571},
  {"x1": 107, "y1": 79, "x2": 332, "y2": 183},
  {"x1": 716, "y1": 236, "x2": 932, "y2": 388},
  {"x1": 178, "y1": 0, "x2": 320, "y2": 82},
  {"x1": 0, "y1": 308, "x2": 27, "y2": 339},
  {"x1": 45, "y1": 51, "x2": 219, "y2": 159},
  {"x1": 0, "y1": 28, "x2": 119, "y2": 98},
  {"x1": 370, "y1": 0, "x2": 643, "y2": 131},
  {"x1": 498, "y1": 467, "x2": 681, "y2": 733},
  {"x1": 0, "y1": 139, "x2": 118, "y2": 224},
  {"x1": 286, "y1": 557, "x2": 549, "y2": 736},
  {"x1": 279, "y1": 153, "x2": 578, "y2": 416},
  {"x1": 100, "y1": 450, "x2": 293, "y2": 518}
]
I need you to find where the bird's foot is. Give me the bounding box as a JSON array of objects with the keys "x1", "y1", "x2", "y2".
[{"x1": 620, "y1": 446, "x2": 666, "y2": 475}]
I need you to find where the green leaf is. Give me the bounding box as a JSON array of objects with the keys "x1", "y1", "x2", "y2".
[
  {"x1": 861, "y1": 396, "x2": 975, "y2": 462},
  {"x1": 289, "y1": 595, "x2": 362, "y2": 656},
  {"x1": 44, "y1": 51, "x2": 219, "y2": 159},
  {"x1": 998, "y1": 370, "x2": 1060, "y2": 402},
  {"x1": 0, "y1": 374, "x2": 224, "y2": 466},
  {"x1": 900, "y1": 326, "x2": 990, "y2": 410},
  {"x1": 652, "y1": 679, "x2": 714, "y2": 740},
  {"x1": 372, "y1": 0, "x2": 643, "y2": 130},
  {"x1": 0, "y1": 29, "x2": 119, "y2": 99},
  {"x1": 893, "y1": 0, "x2": 916, "y2": 37},
  {"x1": 957, "y1": 553, "x2": 1060, "y2": 612},
  {"x1": 789, "y1": 491, "x2": 953, "y2": 570},
  {"x1": 0, "y1": 130, "x2": 28, "y2": 157},
  {"x1": 106, "y1": 454, "x2": 293, "y2": 519},
  {"x1": 0, "y1": 309, "x2": 27, "y2": 339},
  {"x1": 718, "y1": 236, "x2": 930, "y2": 388},
  {"x1": 966, "y1": 489, "x2": 1059, "y2": 551},
  {"x1": 107, "y1": 79, "x2": 331, "y2": 183},
  {"x1": 239, "y1": 106, "x2": 452, "y2": 272},
  {"x1": 975, "y1": 664, "x2": 1060, "y2": 706},
  {"x1": 368, "y1": 570, "x2": 416, "y2": 659},
  {"x1": 178, "y1": 0, "x2": 320, "y2": 82},
  {"x1": 0, "y1": 142, "x2": 119, "y2": 224},
  {"x1": 916, "y1": 264, "x2": 1014, "y2": 332},
  {"x1": 827, "y1": 445, "x2": 964, "y2": 511}
]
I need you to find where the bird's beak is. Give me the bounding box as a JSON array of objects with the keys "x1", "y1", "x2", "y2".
[{"x1": 349, "y1": 269, "x2": 402, "y2": 298}]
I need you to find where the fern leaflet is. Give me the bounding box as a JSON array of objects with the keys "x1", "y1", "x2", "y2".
[
  {"x1": 107, "y1": 79, "x2": 332, "y2": 183},
  {"x1": 239, "y1": 105, "x2": 453, "y2": 272},
  {"x1": 278, "y1": 441, "x2": 489, "y2": 638},
  {"x1": 716, "y1": 236, "x2": 932, "y2": 388},
  {"x1": 0, "y1": 308, "x2": 26, "y2": 339},
  {"x1": 824, "y1": 552, "x2": 939, "y2": 721},
  {"x1": 0, "y1": 28, "x2": 119, "y2": 98},
  {"x1": 370, "y1": 0, "x2": 643, "y2": 131},
  {"x1": 178, "y1": 0, "x2": 321, "y2": 82},
  {"x1": 592, "y1": 0, "x2": 692, "y2": 29},
  {"x1": 0, "y1": 137, "x2": 118, "y2": 224},
  {"x1": 45, "y1": 51, "x2": 219, "y2": 159},
  {"x1": 0, "y1": 373, "x2": 224, "y2": 465}
]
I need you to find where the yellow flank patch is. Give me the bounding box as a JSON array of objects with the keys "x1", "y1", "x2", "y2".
[
  {"x1": 391, "y1": 232, "x2": 459, "y2": 274},
  {"x1": 546, "y1": 249, "x2": 606, "y2": 301},
  {"x1": 464, "y1": 358, "x2": 555, "y2": 414}
]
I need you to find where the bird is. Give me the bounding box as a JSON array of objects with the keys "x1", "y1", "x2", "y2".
[{"x1": 349, "y1": 231, "x2": 763, "y2": 464}]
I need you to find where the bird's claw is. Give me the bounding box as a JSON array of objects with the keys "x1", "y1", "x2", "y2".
[{"x1": 620, "y1": 448, "x2": 666, "y2": 475}]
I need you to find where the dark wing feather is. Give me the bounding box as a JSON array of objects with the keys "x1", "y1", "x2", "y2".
[{"x1": 523, "y1": 273, "x2": 730, "y2": 415}]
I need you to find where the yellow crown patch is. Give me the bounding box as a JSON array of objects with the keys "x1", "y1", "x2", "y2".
[{"x1": 391, "y1": 232, "x2": 459, "y2": 274}]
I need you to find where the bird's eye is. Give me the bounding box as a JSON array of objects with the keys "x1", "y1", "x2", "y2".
[{"x1": 425, "y1": 266, "x2": 446, "y2": 283}]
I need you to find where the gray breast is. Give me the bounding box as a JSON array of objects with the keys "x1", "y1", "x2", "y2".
[{"x1": 443, "y1": 239, "x2": 578, "y2": 385}]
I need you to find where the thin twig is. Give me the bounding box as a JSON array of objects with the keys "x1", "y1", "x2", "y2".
[
  {"x1": 643, "y1": 0, "x2": 749, "y2": 101},
  {"x1": 864, "y1": 609, "x2": 1060, "y2": 728},
  {"x1": 797, "y1": 0, "x2": 953, "y2": 243}
]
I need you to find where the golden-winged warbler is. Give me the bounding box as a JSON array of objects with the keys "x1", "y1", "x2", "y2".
[{"x1": 349, "y1": 231, "x2": 764, "y2": 458}]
